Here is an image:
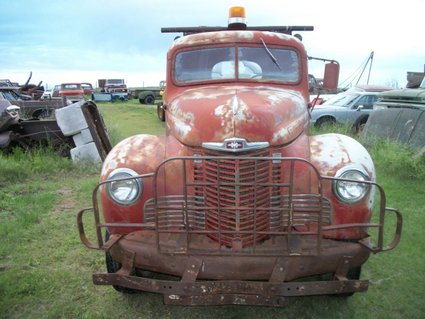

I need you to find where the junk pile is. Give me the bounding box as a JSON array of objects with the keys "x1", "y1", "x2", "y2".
[
  {"x1": 0, "y1": 78, "x2": 71, "y2": 151},
  {"x1": 0, "y1": 74, "x2": 111, "y2": 162}
]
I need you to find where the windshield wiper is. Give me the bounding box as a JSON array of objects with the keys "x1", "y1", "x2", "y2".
[{"x1": 260, "y1": 38, "x2": 281, "y2": 70}]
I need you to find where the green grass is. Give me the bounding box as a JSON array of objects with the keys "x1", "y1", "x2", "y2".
[
  {"x1": 95, "y1": 99, "x2": 165, "y2": 145},
  {"x1": 0, "y1": 108, "x2": 424, "y2": 318}
]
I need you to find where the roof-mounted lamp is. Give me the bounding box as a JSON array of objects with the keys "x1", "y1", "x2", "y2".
[{"x1": 228, "y1": 6, "x2": 247, "y2": 30}]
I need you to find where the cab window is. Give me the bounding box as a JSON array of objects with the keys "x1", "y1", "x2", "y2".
[{"x1": 174, "y1": 46, "x2": 299, "y2": 84}]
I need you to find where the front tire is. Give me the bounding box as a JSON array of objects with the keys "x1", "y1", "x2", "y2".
[
  {"x1": 353, "y1": 114, "x2": 369, "y2": 134},
  {"x1": 105, "y1": 232, "x2": 138, "y2": 293},
  {"x1": 315, "y1": 116, "x2": 336, "y2": 129}
]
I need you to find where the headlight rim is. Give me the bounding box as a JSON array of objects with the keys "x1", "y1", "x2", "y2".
[
  {"x1": 332, "y1": 166, "x2": 371, "y2": 204},
  {"x1": 106, "y1": 168, "x2": 142, "y2": 206}
]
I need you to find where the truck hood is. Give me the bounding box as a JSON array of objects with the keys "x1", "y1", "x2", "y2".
[
  {"x1": 379, "y1": 88, "x2": 425, "y2": 103},
  {"x1": 167, "y1": 85, "x2": 308, "y2": 148}
]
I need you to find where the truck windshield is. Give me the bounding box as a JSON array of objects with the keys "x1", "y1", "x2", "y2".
[{"x1": 174, "y1": 46, "x2": 299, "y2": 84}]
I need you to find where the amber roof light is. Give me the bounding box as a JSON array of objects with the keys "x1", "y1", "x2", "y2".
[{"x1": 228, "y1": 6, "x2": 247, "y2": 29}]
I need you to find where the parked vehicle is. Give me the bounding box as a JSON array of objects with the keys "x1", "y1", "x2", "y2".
[
  {"x1": 0, "y1": 85, "x2": 65, "y2": 119},
  {"x1": 0, "y1": 101, "x2": 20, "y2": 136},
  {"x1": 310, "y1": 85, "x2": 393, "y2": 132},
  {"x1": 128, "y1": 81, "x2": 166, "y2": 105},
  {"x1": 0, "y1": 85, "x2": 31, "y2": 101},
  {"x1": 81, "y1": 82, "x2": 94, "y2": 95},
  {"x1": 0, "y1": 94, "x2": 72, "y2": 150},
  {"x1": 59, "y1": 83, "x2": 84, "y2": 103},
  {"x1": 78, "y1": 7, "x2": 402, "y2": 306},
  {"x1": 97, "y1": 79, "x2": 128, "y2": 101},
  {"x1": 374, "y1": 76, "x2": 425, "y2": 110},
  {"x1": 51, "y1": 85, "x2": 60, "y2": 98},
  {"x1": 98, "y1": 79, "x2": 127, "y2": 93}
]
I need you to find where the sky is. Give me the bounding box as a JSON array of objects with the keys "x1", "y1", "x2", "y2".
[{"x1": 1, "y1": 0, "x2": 424, "y2": 90}]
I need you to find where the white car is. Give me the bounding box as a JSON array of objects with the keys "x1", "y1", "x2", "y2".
[{"x1": 310, "y1": 85, "x2": 393, "y2": 132}]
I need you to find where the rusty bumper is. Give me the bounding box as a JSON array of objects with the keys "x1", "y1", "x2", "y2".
[
  {"x1": 91, "y1": 230, "x2": 370, "y2": 306},
  {"x1": 94, "y1": 273, "x2": 368, "y2": 306}
]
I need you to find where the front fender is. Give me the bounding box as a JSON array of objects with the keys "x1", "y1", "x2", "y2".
[
  {"x1": 310, "y1": 133, "x2": 375, "y2": 178},
  {"x1": 310, "y1": 133, "x2": 376, "y2": 239},
  {"x1": 100, "y1": 134, "x2": 166, "y2": 234}
]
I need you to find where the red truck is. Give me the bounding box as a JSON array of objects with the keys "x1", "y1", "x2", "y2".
[
  {"x1": 58, "y1": 83, "x2": 84, "y2": 103},
  {"x1": 78, "y1": 7, "x2": 402, "y2": 306}
]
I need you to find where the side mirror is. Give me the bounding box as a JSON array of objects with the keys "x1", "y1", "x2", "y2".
[
  {"x1": 6, "y1": 105, "x2": 20, "y2": 113},
  {"x1": 308, "y1": 56, "x2": 340, "y2": 93},
  {"x1": 322, "y1": 62, "x2": 340, "y2": 92},
  {"x1": 356, "y1": 105, "x2": 364, "y2": 111}
]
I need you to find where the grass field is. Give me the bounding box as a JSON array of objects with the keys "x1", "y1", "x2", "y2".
[{"x1": 0, "y1": 100, "x2": 424, "y2": 318}]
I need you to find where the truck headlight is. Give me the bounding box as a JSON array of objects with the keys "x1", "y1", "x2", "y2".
[
  {"x1": 106, "y1": 168, "x2": 142, "y2": 205},
  {"x1": 333, "y1": 167, "x2": 370, "y2": 204}
]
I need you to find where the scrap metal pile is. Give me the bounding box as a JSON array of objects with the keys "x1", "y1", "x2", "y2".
[{"x1": 0, "y1": 73, "x2": 72, "y2": 151}]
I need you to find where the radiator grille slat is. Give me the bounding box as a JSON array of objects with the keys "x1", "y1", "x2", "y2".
[{"x1": 143, "y1": 154, "x2": 332, "y2": 251}]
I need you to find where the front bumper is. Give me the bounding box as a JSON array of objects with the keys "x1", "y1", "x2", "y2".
[
  {"x1": 77, "y1": 155, "x2": 402, "y2": 306},
  {"x1": 93, "y1": 230, "x2": 371, "y2": 306},
  {"x1": 78, "y1": 207, "x2": 401, "y2": 306}
]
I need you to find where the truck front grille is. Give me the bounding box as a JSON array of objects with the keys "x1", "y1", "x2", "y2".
[
  {"x1": 144, "y1": 154, "x2": 332, "y2": 253},
  {"x1": 194, "y1": 150, "x2": 280, "y2": 247}
]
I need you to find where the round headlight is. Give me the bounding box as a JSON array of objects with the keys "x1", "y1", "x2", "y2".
[
  {"x1": 333, "y1": 167, "x2": 370, "y2": 204},
  {"x1": 106, "y1": 168, "x2": 142, "y2": 205}
]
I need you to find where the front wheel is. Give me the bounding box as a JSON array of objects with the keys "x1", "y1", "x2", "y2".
[
  {"x1": 315, "y1": 116, "x2": 336, "y2": 129},
  {"x1": 353, "y1": 114, "x2": 369, "y2": 134},
  {"x1": 105, "y1": 232, "x2": 138, "y2": 293}
]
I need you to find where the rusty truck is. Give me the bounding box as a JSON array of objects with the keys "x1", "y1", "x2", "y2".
[{"x1": 78, "y1": 7, "x2": 402, "y2": 306}]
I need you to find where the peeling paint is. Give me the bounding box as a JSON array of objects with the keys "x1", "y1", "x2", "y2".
[
  {"x1": 310, "y1": 133, "x2": 375, "y2": 179},
  {"x1": 101, "y1": 134, "x2": 166, "y2": 179},
  {"x1": 272, "y1": 114, "x2": 307, "y2": 144},
  {"x1": 171, "y1": 31, "x2": 255, "y2": 49},
  {"x1": 167, "y1": 85, "x2": 308, "y2": 146}
]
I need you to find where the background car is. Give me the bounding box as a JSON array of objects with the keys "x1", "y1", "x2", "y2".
[
  {"x1": 52, "y1": 85, "x2": 60, "y2": 97},
  {"x1": 310, "y1": 85, "x2": 393, "y2": 132},
  {"x1": 81, "y1": 82, "x2": 94, "y2": 95},
  {"x1": 58, "y1": 83, "x2": 84, "y2": 103}
]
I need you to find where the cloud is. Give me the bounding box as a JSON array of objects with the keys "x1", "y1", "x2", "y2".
[{"x1": 1, "y1": 0, "x2": 425, "y2": 88}]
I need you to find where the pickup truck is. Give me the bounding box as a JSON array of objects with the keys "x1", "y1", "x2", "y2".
[
  {"x1": 129, "y1": 81, "x2": 166, "y2": 104},
  {"x1": 78, "y1": 6, "x2": 402, "y2": 307}
]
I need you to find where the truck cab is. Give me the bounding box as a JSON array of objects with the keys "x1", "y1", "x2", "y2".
[{"x1": 78, "y1": 7, "x2": 402, "y2": 306}]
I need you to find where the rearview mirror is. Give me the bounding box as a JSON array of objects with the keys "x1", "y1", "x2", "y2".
[
  {"x1": 308, "y1": 56, "x2": 340, "y2": 93},
  {"x1": 322, "y1": 62, "x2": 340, "y2": 92}
]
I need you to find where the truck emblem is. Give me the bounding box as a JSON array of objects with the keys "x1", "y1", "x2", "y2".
[
  {"x1": 226, "y1": 140, "x2": 243, "y2": 149},
  {"x1": 203, "y1": 138, "x2": 269, "y2": 152}
]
